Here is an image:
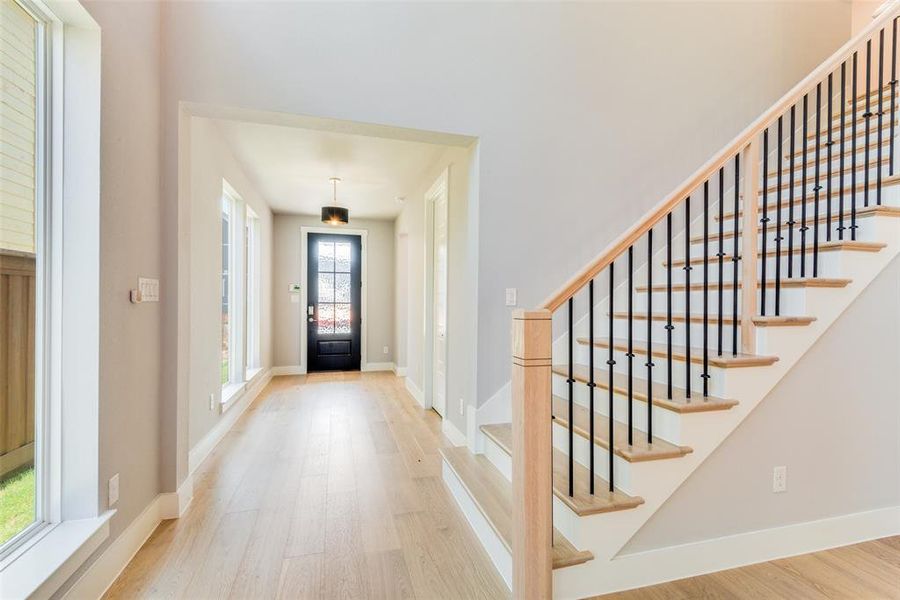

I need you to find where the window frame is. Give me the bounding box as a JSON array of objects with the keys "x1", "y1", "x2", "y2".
[
  {"x1": 244, "y1": 206, "x2": 260, "y2": 377},
  {"x1": 220, "y1": 188, "x2": 236, "y2": 388}
]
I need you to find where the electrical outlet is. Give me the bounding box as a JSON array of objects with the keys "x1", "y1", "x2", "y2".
[
  {"x1": 209, "y1": 392, "x2": 215, "y2": 411},
  {"x1": 108, "y1": 473, "x2": 120, "y2": 506},
  {"x1": 459, "y1": 399, "x2": 465, "y2": 416},
  {"x1": 773, "y1": 466, "x2": 787, "y2": 493},
  {"x1": 505, "y1": 288, "x2": 517, "y2": 307},
  {"x1": 383, "y1": 345, "x2": 389, "y2": 355}
]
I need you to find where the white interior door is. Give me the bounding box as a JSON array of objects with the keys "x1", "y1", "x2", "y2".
[{"x1": 432, "y1": 190, "x2": 448, "y2": 417}]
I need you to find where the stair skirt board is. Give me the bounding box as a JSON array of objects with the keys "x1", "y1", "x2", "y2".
[{"x1": 441, "y1": 460, "x2": 513, "y2": 590}]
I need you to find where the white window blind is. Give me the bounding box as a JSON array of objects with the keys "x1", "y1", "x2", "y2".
[{"x1": 0, "y1": 0, "x2": 37, "y2": 255}]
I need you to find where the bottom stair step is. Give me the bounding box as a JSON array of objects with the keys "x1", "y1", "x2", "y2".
[
  {"x1": 440, "y1": 446, "x2": 594, "y2": 570},
  {"x1": 480, "y1": 424, "x2": 645, "y2": 516}
]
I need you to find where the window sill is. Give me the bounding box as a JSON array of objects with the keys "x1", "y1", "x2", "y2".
[
  {"x1": 220, "y1": 382, "x2": 246, "y2": 414},
  {"x1": 246, "y1": 367, "x2": 263, "y2": 381},
  {"x1": 0, "y1": 511, "x2": 114, "y2": 599}
]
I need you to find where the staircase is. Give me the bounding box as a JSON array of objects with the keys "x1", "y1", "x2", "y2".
[{"x1": 441, "y1": 8, "x2": 900, "y2": 599}]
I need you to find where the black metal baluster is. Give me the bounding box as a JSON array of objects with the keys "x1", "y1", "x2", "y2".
[
  {"x1": 853, "y1": 51, "x2": 859, "y2": 240},
  {"x1": 607, "y1": 264, "x2": 615, "y2": 493},
  {"x1": 813, "y1": 83, "x2": 821, "y2": 278},
  {"x1": 588, "y1": 279, "x2": 595, "y2": 495},
  {"x1": 878, "y1": 28, "x2": 885, "y2": 206},
  {"x1": 732, "y1": 154, "x2": 740, "y2": 357},
  {"x1": 646, "y1": 230, "x2": 653, "y2": 444},
  {"x1": 865, "y1": 39, "x2": 872, "y2": 208},
  {"x1": 666, "y1": 213, "x2": 673, "y2": 401},
  {"x1": 762, "y1": 129, "x2": 769, "y2": 313},
  {"x1": 684, "y1": 197, "x2": 691, "y2": 399},
  {"x1": 788, "y1": 105, "x2": 796, "y2": 276},
  {"x1": 776, "y1": 116, "x2": 783, "y2": 316},
  {"x1": 702, "y1": 181, "x2": 710, "y2": 398},
  {"x1": 891, "y1": 18, "x2": 897, "y2": 177},
  {"x1": 840, "y1": 62, "x2": 847, "y2": 240},
  {"x1": 827, "y1": 73, "x2": 833, "y2": 242},
  {"x1": 567, "y1": 296, "x2": 574, "y2": 497},
  {"x1": 801, "y1": 94, "x2": 808, "y2": 278},
  {"x1": 717, "y1": 168, "x2": 724, "y2": 356},
  {"x1": 627, "y1": 246, "x2": 634, "y2": 446}
]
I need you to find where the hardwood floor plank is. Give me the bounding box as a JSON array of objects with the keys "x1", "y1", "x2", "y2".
[
  {"x1": 182, "y1": 509, "x2": 256, "y2": 599},
  {"x1": 363, "y1": 549, "x2": 417, "y2": 600},
  {"x1": 284, "y1": 474, "x2": 327, "y2": 558},
  {"x1": 276, "y1": 554, "x2": 324, "y2": 600}
]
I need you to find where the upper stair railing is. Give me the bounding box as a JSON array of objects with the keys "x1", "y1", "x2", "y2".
[{"x1": 510, "y1": 4, "x2": 900, "y2": 597}]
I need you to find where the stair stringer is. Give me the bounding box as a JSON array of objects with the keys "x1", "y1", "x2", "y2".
[{"x1": 551, "y1": 215, "x2": 900, "y2": 599}]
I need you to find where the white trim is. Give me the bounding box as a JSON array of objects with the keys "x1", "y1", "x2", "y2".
[
  {"x1": 362, "y1": 361, "x2": 395, "y2": 372},
  {"x1": 300, "y1": 227, "x2": 369, "y2": 372},
  {"x1": 393, "y1": 365, "x2": 407, "y2": 377},
  {"x1": 220, "y1": 381, "x2": 245, "y2": 412},
  {"x1": 404, "y1": 376, "x2": 425, "y2": 407},
  {"x1": 271, "y1": 365, "x2": 306, "y2": 376},
  {"x1": 188, "y1": 369, "x2": 272, "y2": 475},
  {"x1": 2, "y1": 512, "x2": 112, "y2": 600},
  {"x1": 423, "y1": 168, "x2": 450, "y2": 415},
  {"x1": 587, "y1": 506, "x2": 900, "y2": 596},
  {"x1": 61, "y1": 491, "x2": 195, "y2": 600},
  {"x1": 441, "y1": 419, "x2": 467, "y2": 447}
]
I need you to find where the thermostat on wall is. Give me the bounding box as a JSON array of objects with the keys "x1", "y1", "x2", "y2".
[{"x1": 288, "y1": 283, "x2": 301, "y2": 293}]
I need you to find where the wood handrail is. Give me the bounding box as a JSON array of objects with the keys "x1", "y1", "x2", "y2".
[{"x1": 542, "y1": 1, "x2": 900, "y2": 312}]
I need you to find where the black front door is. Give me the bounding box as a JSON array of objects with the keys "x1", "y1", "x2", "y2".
[{"x1": 307, "y1": 233, "x2": 362, "y2": 371}]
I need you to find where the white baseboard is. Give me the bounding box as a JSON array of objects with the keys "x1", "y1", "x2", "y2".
[
  {"x1": 271, "y1": 365, "x2": 306, "y2": 376},
  {"x1": 158, "y1": 475, "x2": 194, "y2": 520},
  {"x1": 393, "y1": 365, "x2": 407, "y2": 376},
  {"x1": 62, "y1": 499, "x2": 165, "y2": 599},
  {"x1": 363, "y1": 361, "x2": 394, "y2": 372},
  {"x1": 441, "y1": 418, "x2": 467, "y2": 447},
  {"x1": 188, "y1": 368, "x2": 271, "y2": 475},
  {"x1": 590, "y1": 505, "x2": 900, "y2": 596},
  {"x1": 404, "y1": 376, "x2": 425, "y2": 407}
]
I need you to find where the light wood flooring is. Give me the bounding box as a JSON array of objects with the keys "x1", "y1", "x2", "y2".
[
  {"x1": 106, "y1": 372, "x2": 900, "y2": 599},
  {"x1": 103, "y1": 372, "x2": 508, "y2": 599}
]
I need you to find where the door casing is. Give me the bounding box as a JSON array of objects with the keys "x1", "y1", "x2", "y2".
[{"x1": 423, "y1": 168, "x2": 449, "y2": 417}]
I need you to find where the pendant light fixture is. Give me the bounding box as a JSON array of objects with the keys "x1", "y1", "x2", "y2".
[{"x1": 321, "y1": 177, "x2": 349, "y2": 226}]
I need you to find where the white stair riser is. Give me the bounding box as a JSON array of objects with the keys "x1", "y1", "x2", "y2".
[
  {"x1": 632, "y1": 285, "x2": 810, "y2": 316},
  {"x1": 765, "y1": 143, "x2": 894, "y2": 184},
  {"x1": 608, "y1": 316, "x2": 741, "y2": 351},
  {"x1": 551, "y1": 420, "x2": 634, "y2": 494},
  {"x1": 662, "y1": 252, "x2": 847, "y2": 285},
  {"x1": 481, "y1": 432, "x2": 513, "y2": 481},
  {"x1": 551, "y1": 374, "x2": 685, "y2": 444}
]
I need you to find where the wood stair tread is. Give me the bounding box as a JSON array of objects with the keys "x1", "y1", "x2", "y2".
[
  {"x1": 574, "y1": 338, "x2": 778, "y2": 368},
  {"x1": 699, "y1": 206, "x2": 900, "y2": 242},
  {"x1": 720, "y1": 198, "x2": 900, "y2": 222},
  {"x1": 764, "y1": 156, "x2": 890, "y2": 187},
  {"x1": 610, "y1": 311, "x2": 816, "y2": 327},
  {"x1": 552, "y1": 363, "x2": 738, "y2": 410},
  {"x1": 636, "y1": 277, "x2": 852, "y2": 292},
  {"x1": 787, "y1": 135, "x2": 889, "y2": 161},
  {"x1": 754, "y1": 173, "x2": 900, "y2": 199},
  {"x1": 666, "y1": 240, "x2": 886, "y2": 266},
  {"x1": 806, "y1": 116, "x2": 894, "y2": 141},
  {"x1": 477, "y1": 425, "x2": 645, "y2": 516},
  {"x1": 760, "y1": 165, "x2": 894, "y2": 198},
  {"x1": 440, "y1": 446, "x2": 594, "y2": 568}
]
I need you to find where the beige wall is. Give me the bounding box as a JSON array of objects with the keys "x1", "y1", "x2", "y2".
[
  {"x1": 272, "y1": 214, "x2": 395, "y2": 369},
  {"x1": 624, "y1": 256, "x2": 900, "y2": 553},
  {"x1": 188, "y1": 117, "x2": 274, "y2": 448}
]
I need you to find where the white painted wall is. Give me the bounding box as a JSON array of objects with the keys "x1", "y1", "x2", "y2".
[
  {"x1": 395, "y1": 233, "x2": 409, "y2": 373},
  {"x1": 272, "y1": 214, "x2": 395, "y2": 370},
  {"x1": 158, "y1": 2, "x2": 852, "y2": 439},
  {"x1": 623, "y1": 256, "x2": 900, "y2": 553},
  {"x1": 188, "y1": 117, "x2": 273, "y2": 448},
  {"x1": 395, "y1": 145, "x2": 477, "y2": 435}
]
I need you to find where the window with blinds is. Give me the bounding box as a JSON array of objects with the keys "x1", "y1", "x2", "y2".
[{"x1": 1, "y1": 0, "x2": 37, "y2": 256}]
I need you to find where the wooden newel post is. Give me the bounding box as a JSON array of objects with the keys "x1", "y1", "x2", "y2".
[
  {"x1": 511, "y1": 309, "x2": 553, "y2": 599},
  {"x1": 740, "y1": 139, "x2": 761, "y2": 354}
]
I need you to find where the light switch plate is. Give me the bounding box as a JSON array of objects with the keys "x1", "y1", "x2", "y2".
[
  {"x1": 109, "y1": 473, "x2": 120, "y2": 506},
  {"x1": 505, "y1": 288, "x2": 517, "y2": 307}
]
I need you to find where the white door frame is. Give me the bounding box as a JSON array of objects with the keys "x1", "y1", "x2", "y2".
[
  {"x1": 300, "y1": 226, "x2": 369, "y2": 373},
  {"x1": 423, "y1": 168, "x2": 449, "y2": 415}
]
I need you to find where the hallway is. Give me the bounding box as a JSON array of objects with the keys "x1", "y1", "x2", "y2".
[{"x1": 104, "y1": 373, "x2": 507, "y2": 599}]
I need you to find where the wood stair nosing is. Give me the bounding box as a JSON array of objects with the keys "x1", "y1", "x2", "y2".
[
  {"x1": 440, "y1": 447, "x2": 594, "y2": 569},
  {"x1": 786, "y1": 134, "x2": 890, "y2": 161},
  {"x1": 719, "y1": 197, "x2": 900, "y2": 222},
  {"x1": 635, "y1": 277, "x2": 852, "y2": 293},
  {"x1": 574, "y1": 337, "x2": 778, "y2": 369},
  {"x1": 754, "y1": 172, "x2": 900, "y2": 199},
  {"x1": 478, "y1": 424, "x2": 645, "y2": 517},
  {"x1": 764, "y1": 155, "x2": 891, "y2": 187},
  {"x1": 759, "y1": 157, "x2": 892, "y2": 197},
  {"x1": 551, "y1": 363, "x2": 738, "y2": 411},
  {"x1": 609, "y1": 311, "x2": 817, "y2": 328},
  {"x1": 665, "y1": 240, "x2": 887, "y2": 267},
  {"x1": 805, "y1": 116, "x2": 894, "y2": 142},
  {"x1": 698, "y1": 206, "x2": 900, "y2": 243}
]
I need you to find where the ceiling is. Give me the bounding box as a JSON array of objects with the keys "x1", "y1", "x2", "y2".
[{"x1": 213, "y1": 118, "x2": 454, "y2": 219}]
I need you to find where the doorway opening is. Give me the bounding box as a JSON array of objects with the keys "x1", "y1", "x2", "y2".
[{"x1": 424, "y1": 169, "x2": 449, "y2": 417}]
